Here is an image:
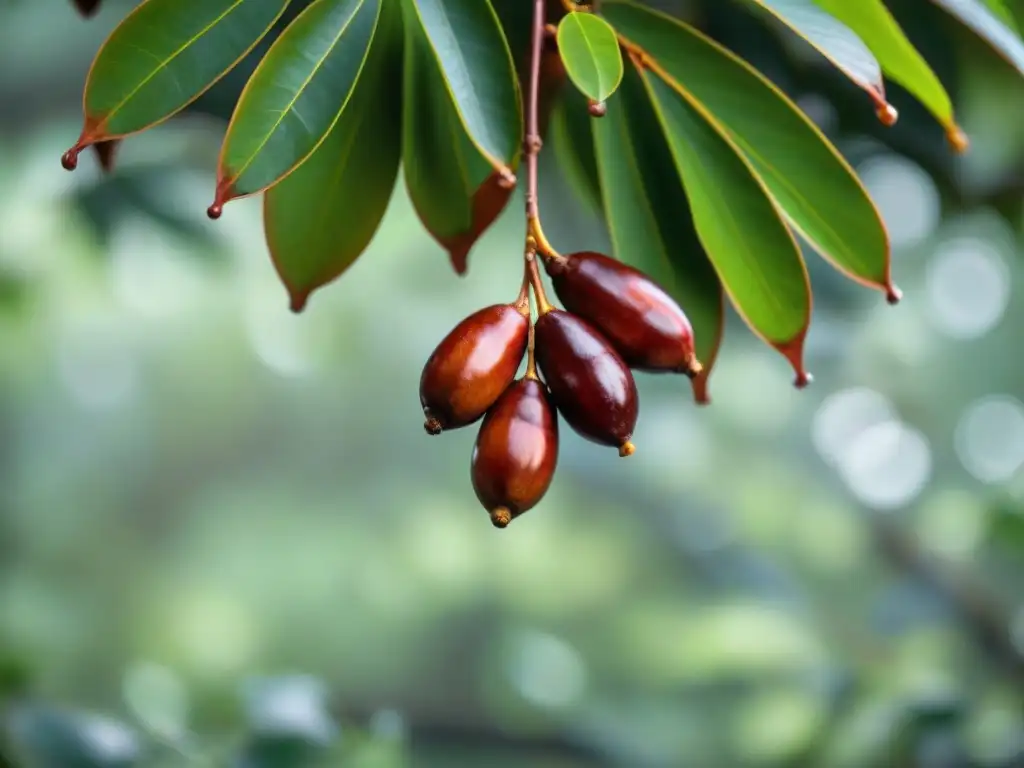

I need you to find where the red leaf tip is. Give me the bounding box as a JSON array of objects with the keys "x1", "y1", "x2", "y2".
[
  {"x1": 447, "y1": 248, "x2": 469, "y2": 276},
  {"x1": 289, "y1": 292, "x2": 309, "y2": 313},
  {"x1": 947, "y1": 125, "x2": 970, "y2": 154},
  {"x1": 61, "y1": 148, "x2": 81, "y2": 171}
]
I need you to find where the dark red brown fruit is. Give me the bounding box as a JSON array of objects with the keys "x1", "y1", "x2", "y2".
[
  {"x1": 420, "y1": 304, "x2": 529, "y2": 434},
  {"x1": 547, "y1": 251, "x2": 700, "y2": 377},
  {"x1": 471, "y1": 377, "x2": 559, "y2": 528},
  {"x1": 534, "y1": 309, "x2": 638, "y2": 456}
]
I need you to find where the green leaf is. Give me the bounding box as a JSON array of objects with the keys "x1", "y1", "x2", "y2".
[
  {"x1": 75, "y1": 0, "x2": 291, "y2": 142},
  {"x1": 638, "y1": 68, "x2": 811, "y2": 381},
  {"x1": 557, "y1": 11, "x2": 625, "y2": 103},
  {"x1": 406, "y1": 0, "x2": 523, "y2": 177},
  {"x1": 263, "y1": 0, "x2": 401, "y2": 312},
  {"x1": 977, "y1": 0, "x2": 1020, "y2": 32},
  {"x1": 931, "y1": 0, "x2": 1024, "y2": 76},
  {"x1": 592, "y1": 63, "x2": 724, "y2": 402},
  {"x1": 809, "y1": 0, "x2": 961, "y2": 140},
  {"x1": 743, "y1": 0, "x2": 887, "y2": 110},
  {"x1": 550, "y1": 86, "x2": 603, "y2": 213},
  {"x1": 603, "y1": 0, "x2": 896, "y2": 300},
  {"x1": 213, "y1": 0, "x2": 382, "y2": 210},
  {"x1": 402, "y1": 0, "x2": 513, "y2": 274}
]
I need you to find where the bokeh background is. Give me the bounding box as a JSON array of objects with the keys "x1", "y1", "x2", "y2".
[{"x1": 1, "y1": 0, "x2": 1024, "y2": 766}]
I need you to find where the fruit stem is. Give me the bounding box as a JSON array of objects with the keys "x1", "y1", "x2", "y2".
[
  {"x1": 525, "y1": 315, "x2": 538, "y2": 380},
  {"x1": 524, "y1": 0, "x2": 565, "y2": 268},
  {"x1": 526, "y1": 249, "x2": 554, "y2": 316},
  {"x1": 520, "y1": 255, "x2": 540, "y2": 379},
  {"x1": 514, "y1": 263, "x2": 532, "y2": 316}
]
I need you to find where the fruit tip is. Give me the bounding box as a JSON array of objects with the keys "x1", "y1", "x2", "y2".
[
  {"x1": 619, "y1": 441, "x2": 636, "y2": 458},
  {"x1": 588, "y1": 100, "x2": 607, "y2": 118},
  {"x1": 423, "y1": 414, "x2": 443, "y2": 436},
  {"x1": 490, "y1": 507, "x2": 512, "y2": 528},
  {"x1": 206, "y1": 203, "x2": 223, "y2": 220},
  {"x1": 886, "y1": 284, "x2": 903, "y2": 305},
  {"x1": 288, "y1": 292, "x2": 309, "y2": 313}
]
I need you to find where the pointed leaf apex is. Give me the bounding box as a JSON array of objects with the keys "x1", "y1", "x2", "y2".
[
  {"x1": 775, "y1": 331, "x2": 812, "y2": 390},
  {"x1": 947, "y1": 125, "x2": 970, "y2": 153},
  {"x1": 289, "y1": 291, "x2": 310, "y2": 314},
  {"x1": 447, "y1": 249, "x2": 470, "y2": 276}
]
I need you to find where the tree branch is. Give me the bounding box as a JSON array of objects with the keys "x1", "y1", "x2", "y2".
[{"x1": 524, "y1": 0, "x2": 561, "y2": 262}]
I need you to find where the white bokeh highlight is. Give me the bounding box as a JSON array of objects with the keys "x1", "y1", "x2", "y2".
[
  {"x1": 857, "y1": 155, "x2": 940, "y2": 249},
  {"x1": 507, "y1": 630, "x2": 586, "y2": 709},
  {"x1": 926, "y1": 237, "x2": 1010, "y2": 339},
  {"x1": 812, "y1": 387, "x2": 895, "y2": 467},
  {"x1": 955, "y1": 396, "x2": 1024, "y2": 484},
  {"x1": 837, "y1": 420, "x2": 932, "y2": 510}
]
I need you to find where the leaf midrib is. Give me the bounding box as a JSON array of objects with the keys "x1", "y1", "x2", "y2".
[
  {"x1": 606, "y1": 2, "x2": 888, "y2": 287},
  {"x1": 640, "y1": 70, "x2": 793, "y2": 330},
  {"x1": 728, "y1": 132, "x2": 866, "y2": 273},
  {"x1": 413, "y1": 0, "x2": 502, "y2": 165},
  {"x1": 564, "y1": 13, "x2": 607, "y2": 99},
  {"x1": 93, "y1": 0, "x2": 247, "y2": 130},
  {"x1": 229, "y1": 0, "x2": 370, "y2": 183}
]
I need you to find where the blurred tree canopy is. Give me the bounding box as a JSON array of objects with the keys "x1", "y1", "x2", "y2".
[{"x1": 1, "y1": 0, "x2": 1024, "y2": 767}]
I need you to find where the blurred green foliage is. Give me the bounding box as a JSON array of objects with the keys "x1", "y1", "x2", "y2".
[{"x1": 1, "y1": 1, "x2": 1024, "y2": 766}]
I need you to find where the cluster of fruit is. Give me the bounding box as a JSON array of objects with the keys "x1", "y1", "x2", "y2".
[{"x1": 419, "y1": 249, "x2": 701, "y2": 528}]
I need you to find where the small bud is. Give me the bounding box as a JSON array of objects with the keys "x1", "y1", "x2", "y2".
[{"x1": 875, "y1": 102, "x2": 899, "y2": 127}]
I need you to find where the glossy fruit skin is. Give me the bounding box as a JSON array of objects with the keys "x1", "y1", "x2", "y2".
[
  {"x1": 471, "y1": 377, "x2": 559, "y2": 527},
  {"x1": 534, "y1": 309, "x2": 638, "y2": 453},
  {"x1": 548, "y1": 251, "x2": 698, "y2": 374},
  {"x1": 420, "y1": 304, "x2": 530, "y2": 434}
]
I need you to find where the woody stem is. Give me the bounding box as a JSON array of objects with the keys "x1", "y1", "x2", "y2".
[{"x1": 525, "y1": 0, "x2": 561, "y2": 262}]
